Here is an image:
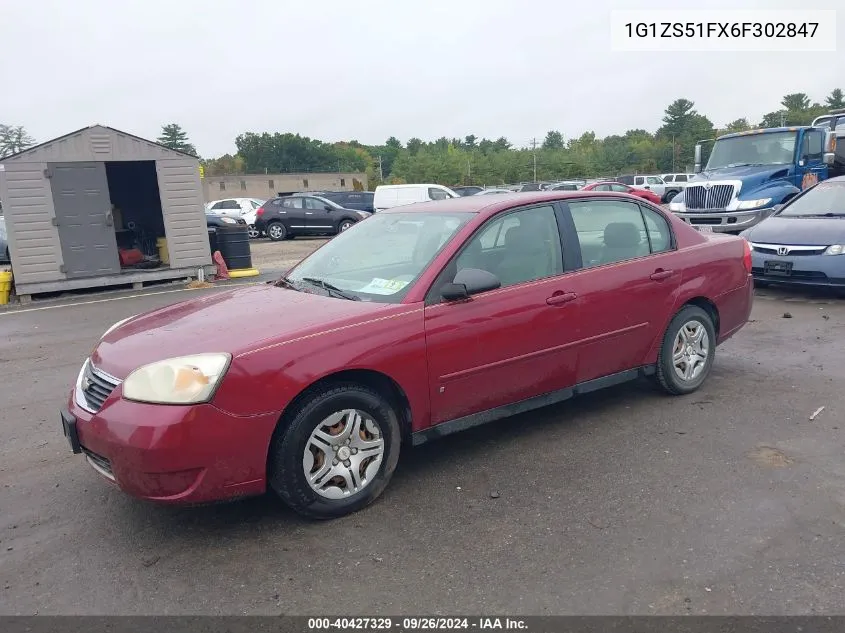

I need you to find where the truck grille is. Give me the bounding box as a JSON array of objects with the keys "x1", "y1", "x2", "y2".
[
  {"x1": 686, "y1": 184, "x2": 735, "y2": 210},
  {"x1": 81, "y1": 362, "x2": 120, "y2": 413}
]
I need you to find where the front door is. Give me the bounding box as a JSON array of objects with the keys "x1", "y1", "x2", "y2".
[
  {"x1": 303, "y1": 197, "x2": 335, "y2": 233},
  {"x1": 423, "y1": 204, "x2": 579, "y2": 425},
  {"x1": 49, "y1": 162, "x2": 119, "y2": 278},
  {"x1": 796, "y1": 128, "x2": 827, "y2": 190}
]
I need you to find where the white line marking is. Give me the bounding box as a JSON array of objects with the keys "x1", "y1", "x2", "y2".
[{"x1": 0, "y1": 282, "x2": 264, "y2": 316}]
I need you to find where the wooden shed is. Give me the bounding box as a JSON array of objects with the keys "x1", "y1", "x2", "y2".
[{"x1": 0, "y1": 125, "x2": 213, "y2": 301}]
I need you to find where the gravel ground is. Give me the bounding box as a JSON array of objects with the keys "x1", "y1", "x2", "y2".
[{"x1": 249, "y1": 238, "x2": 327, "y2": 273}]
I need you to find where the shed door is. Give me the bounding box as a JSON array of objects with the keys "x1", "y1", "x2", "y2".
[{"x1": 49, "y1": 162, "x2": 120, "y2": 278}]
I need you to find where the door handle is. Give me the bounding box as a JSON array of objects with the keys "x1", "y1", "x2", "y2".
[
  {"x1": 305, "y1": 212, "x2": 313, "y2": 215},
  {"x1": 546, "y1": 292, "x2": 577, "y2": 306},
  {"x1": 650, "y1": 269, "x2": 674, "y2": 281}
]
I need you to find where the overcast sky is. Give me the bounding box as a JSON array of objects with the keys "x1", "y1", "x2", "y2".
[{"x1": 3, "y1": 0, "x2": 843, "y2": 157}]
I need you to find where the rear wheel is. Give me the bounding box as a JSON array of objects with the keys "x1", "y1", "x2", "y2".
[
  {"x1": 663, "y1": 189, "x2": 680, "y2": 203},
  {"x1": 267, "y1": 222, "x2": 287, "y2": 241},
  {"x1": 338, "y1": 219, "x2": 355, "y2": 233},
  {"x1": 268, "y1": 383, "x2": 401, "y2": 519},
  {"x1": 655, "y1": 305, "x2": 716, "y2": 395},
  {"x1": 247, "y1": 224, "x2": 260, "y2": 239}
]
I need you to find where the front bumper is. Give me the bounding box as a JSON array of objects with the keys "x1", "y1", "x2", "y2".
[
  {"x1": 750, "y1": 251, "x2": 845, "y2": 288},
  {"x1": 62, "y1": 392, "x2": 280, "y2": 504},
  {"x1": 673, "y1": 207, "x2": 776, "y2": 233}
]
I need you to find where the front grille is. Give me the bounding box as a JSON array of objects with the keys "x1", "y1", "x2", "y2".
[
  {"x1": 686, "y1": 184, "x2": 735, "y2": 210},
  {"x1": 753, "y1": 246, "x2": 827, "y2": 256},
  {"x1": 82, "y1": 447, "x2": 115, "y2": 481},
  {"x1": 81, "y1": 363, "x2": 120, "y2": 413}
]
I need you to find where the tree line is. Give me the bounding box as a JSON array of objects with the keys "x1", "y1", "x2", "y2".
[{"x1": 3, "y1": 88, "x2": 843, "y2": 189}]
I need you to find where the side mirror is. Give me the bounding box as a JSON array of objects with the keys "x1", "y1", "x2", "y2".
[
  {"x1": 771, "y1": 203, "x2": 784, "y2": 214},
  {"x1": 693, "y1": 144, "x2": 702, "y2": 173},
  {"x1": 324, "y1": 205, "x2": 333, "y2": 211},
  {"x1": 823, "y1": 131, "x2": 836, "y2": 165},
  {"x1": 441, "y1": 268, "x2": 501, "y2": 301}
]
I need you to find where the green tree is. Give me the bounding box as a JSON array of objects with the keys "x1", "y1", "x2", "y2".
[
  {"x1": 406, "y1": 137, "x2": 423, "y2": 155},
  {"x1": 464, "y1": 134, "x2": 477, "y2": 149},
  {"x1": 157, "y1": 123, "x2": 197, "y2": 156},
  {"x1": 658, "y1": 98, "x2": 697, "y2": 138},
  {"x1": 825, "y1": 88, "x2": 845, "y2": 109},
  {"x1": 0, "y1": 124, "x2": 35, "y2": 157},
  {"x1": 724, "y1": 118, "x2": 751, "y2": 133},
  {"x1": 781, "y1": 93, "x2": 811, "y2": 111},
  {"x1": 542, "y1": 130, "x2": 564, "y2": 149},
  {"x1": 493, "y1": 137, "x2": 511, "y2": 151}
]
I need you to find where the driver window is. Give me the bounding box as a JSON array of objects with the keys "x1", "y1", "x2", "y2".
[{"x1": 453, "y1": 205, "x2": 563, "y2": 290}]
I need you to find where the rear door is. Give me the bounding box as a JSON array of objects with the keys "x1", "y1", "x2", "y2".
[
  {"x1": 558, "y1": 198, "x2": 682, "y2": 383},
  {"x1": 423, "y1": 203, "x2": 581, "y2": 425},
  {"x1": 48, "y1": 162, "x2": 120, "y2": 278},
  {"x1": 279, "y1": 197, "x2": 306, "y2": 231}
]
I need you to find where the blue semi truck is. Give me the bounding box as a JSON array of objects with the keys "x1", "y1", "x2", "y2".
[{"x1": 668, "y1": 119, "x2": 842, "y2": 234}]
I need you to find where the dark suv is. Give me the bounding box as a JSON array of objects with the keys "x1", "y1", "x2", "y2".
[
  {"x1": 297, "y1": 191, "x2": 374, "y2": 212},
  {"x1": 255, "y1": 195, "x2": 371, "y2": 241}
]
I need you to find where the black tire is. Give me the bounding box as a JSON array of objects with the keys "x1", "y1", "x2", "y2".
[
  {"x1": 337, "y1": 219, "x2": 355, "y2": 234},
  {"x1": 663, "y1": 189, "x2": 680, "y2": 203},
  {"x1": 754, "y1": 280, "x2": 770, "y2": 289},
  {"x1": 267, "y1": 221, "x2": 287, "y2": 242},
  {"x1": 268, "y1": 382, "x2": 401, "y2": 519},
  {"x1": 655, "y1": 305, "x2": 716, "y2": 396},
  {"x1": 247, "y1": 224, "x2": 260, "y2": 239}
]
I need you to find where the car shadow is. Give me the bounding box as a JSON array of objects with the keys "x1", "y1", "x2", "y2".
[
  {"x1": 113, "y1": 377, "x2": 665, "y2": 535},
  {"x1": 756, "y1": 284, "x2": 844, "y2": 302}
]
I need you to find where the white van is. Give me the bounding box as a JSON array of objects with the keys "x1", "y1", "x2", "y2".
[{"x1": 373, "y1": 184, "x2": 458, "y2": 211}]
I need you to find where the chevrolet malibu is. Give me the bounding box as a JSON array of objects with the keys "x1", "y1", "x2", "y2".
[
  {"x1": 741, "y1": 176, "x2": 845, "y2": 290},
  {"x1": 61, "y1": 191, "x2": 753, "y2": 518}
]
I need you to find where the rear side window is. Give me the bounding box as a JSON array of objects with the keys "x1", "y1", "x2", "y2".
[
  {"x1": 675, "y1": 175, "x2": 687, "y2": 182},
  {"x1": 568, "y1": 200, "x2": 650, "y2": 268},
  {"x1": 617, "y1": 175, "x2": 634, "y2": 185},
  {"x1": 282, "y1": 198, "x2": 304, "y2": 209},
  {"x1": 635, "y1": 176, "x2": 645, "y2": 185},
  {"x1": 640, "y1": 206, "x2": 673, "y2": 253},
  {"x1": 664, "y1": 175, "x2": 674, "y2": 183}
]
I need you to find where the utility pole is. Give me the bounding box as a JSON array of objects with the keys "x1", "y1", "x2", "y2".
[
  {"x1": 780, "y1": 111, "x2": 786, "y2": 126},
  {"x1": 531, "y1": 137, "x2": 538, "y2": 182},
  {"x1": 467, "y1": 159, "x2": 472, "y2": 184},
  {"x1": 377, "y1": 155, "x2": 384, "y2": 182},
  {"x1": 671, "y1": 135, "x2": 675, "y2": 172}
]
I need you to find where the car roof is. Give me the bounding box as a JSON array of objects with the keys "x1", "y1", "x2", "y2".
[{"x1": 381, "y1": 190, "x2": 651, "y2": 219}]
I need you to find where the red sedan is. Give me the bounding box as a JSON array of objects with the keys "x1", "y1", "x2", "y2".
[
  {"x1": 61, "y1": 191, "x2": 753, "y2": 518},
  {"x1": 581, "y1": 181, "x2": 664, "y2": 205}
]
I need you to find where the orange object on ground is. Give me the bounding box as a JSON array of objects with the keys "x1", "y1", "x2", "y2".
[
  {"x1": 119, "y1": 249, "x2": 144, "y2": 266},
  {"x1": 213, "y1": 251, "x2": 229, "y2": 279}
]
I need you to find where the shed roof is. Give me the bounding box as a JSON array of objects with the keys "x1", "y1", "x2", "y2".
[{"x1": 0, "y1": 124, "x2": 198, "y2": 163}]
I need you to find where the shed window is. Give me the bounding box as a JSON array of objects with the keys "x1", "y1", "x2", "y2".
[
  {"x1": 340, "y1": 178, "x2": 346, "y2": 187},
  {"x1": 269, "y1": 179, "x2": 275, "y2": 190},
  {"x1": 240, "y1": 180, "x2": 247, "y2": 191},
  {"x1": 302, "y1": 179, "x2": 309, "y2": 188},
  {"x1": 219, "y1": 181, "x2": 226, "y2": 191}
]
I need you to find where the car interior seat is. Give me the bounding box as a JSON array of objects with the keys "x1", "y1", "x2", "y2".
[
  {"x1": 496, "y1": 221, "x2": 554, "y2": 286},
  {"x1": 600, "y1": 222, "x2": 648, "y2": 264}
]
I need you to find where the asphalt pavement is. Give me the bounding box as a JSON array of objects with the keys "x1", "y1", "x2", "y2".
[{"x1": 1, "y1": 284, "x2": 844, "y2": 615}]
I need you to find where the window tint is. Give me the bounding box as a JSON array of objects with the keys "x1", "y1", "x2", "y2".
[
  {"x1": 610, "y1": 184, "x2": 629, "y2": 193},
  {"x1": 803, "y1": 130, "x2": 823, "y2": 161},
  {"x1": 455, "y1": 205, "x2": 563, "y2": 289},
  {"x1": 428, "y1": 188, "x2": 451, "y2": 201},
  {"x1": 282, "y1": 198, "x2": 304, "y2": 209},
  {"x1": 210, "y1": 201, "x2": 225, "y2": 210},
  {"x1": 568, "y1": 200, "x2": 650, "y2": 268},
  {"x1": 617, "y1": 176, "x2": 634, "y2": 185},
  {"x1": 648, "y1": 176, "x2": 663, "y2": 184},
  {"x1": 675, "y1": 175, "x2": 687, "y2": 182},
  {"x1": 305, "y1": 198, "x2": 328, "y2": 210},
  {"x1": 664, "y1": 175, "x2": 674, "y2": 182},
  {"x1": 635, "y1": 176, "x2": 645, "y2": 185},
  {"x1": 640, "y1": 206, "x2": 672, "y2": 253},
  {"x1": 594, "y1": 184, "x2": 611, "y2": 191}
]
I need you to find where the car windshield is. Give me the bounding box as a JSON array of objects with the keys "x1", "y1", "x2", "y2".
[
  {"x1": 778, "y1": 180, "x2": 845, "y2": 217},
  {"x1": 284, "y1": 211, "x2": 475, "y2": 303},
  {"x1": 705, "y1": 131, "x2": 797, "y2": 169}
]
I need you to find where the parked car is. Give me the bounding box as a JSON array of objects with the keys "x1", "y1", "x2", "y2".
[
  {"x1": 61, "y1": 190, "x2": 752, "y2": 518},
  {"x1": 616, "y1": 174, "x2": 671, "y2": 202},
  {"x1": 451, "y1": 186, "x2": 485, "y2": 196},
  {"x1": 547, "y1": 180, "x2": 586, "y2": 191},
  {"x1": 294, "y1": 191, "x2": 375, "y2": 213},
  {"x1": 256, "y1": 195, "x2": 371, "y2": 241},
  {"x1": 205, "y1": 213, "x2": 246, "y2": 229},
  {"x1": 580, "y1": 181, "x2": 663, "y2": 205},
  {"x1": 660, "y1": 174, "x2": 696, "y2": 202},
  {"x1": 476, "y1": 188, "x2": 514, "y2": 195},
  {"x1": 0, "y1": 215, "x2": 9, "y2": 263},
  {"x1": 204, "y1": 198, "x2": 264, "y2": 239},
  {"x1": 373, "y1": 184, "x2": 458, "y2": 211},
  {"x1": 741, "y1": 176, "x2": 845, "y2": 290}
]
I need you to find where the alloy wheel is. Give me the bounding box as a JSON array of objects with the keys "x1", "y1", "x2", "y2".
[{"x1": 672, "y1": 320, "x2": 709, "y2": 382}]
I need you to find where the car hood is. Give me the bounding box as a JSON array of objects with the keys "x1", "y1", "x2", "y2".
[
  {"x1": 91, "y1": 285, "x2": 397, "y2": 378},
  {"x1": 692, "y1": 165, "x2": 792, "y2": 191},
  {"x1": 745, "y1": 215, "x2": 845, "y2": 245}
]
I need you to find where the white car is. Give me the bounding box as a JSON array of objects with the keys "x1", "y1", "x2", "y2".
[
  {"x1": 372, "y1": 184, "x2": 458, "y2": 211},
  {"x1": 616, "y1": 174, "x2": 671, "y2": 202},
  {"x1": 661, "y1": 173, "x2": 697, "y2": 201},
  {"x1": 204, "y1": 198, "x2": 265, "y2": 238}
]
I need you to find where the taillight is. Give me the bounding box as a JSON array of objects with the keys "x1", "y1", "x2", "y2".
[
  {"x1": 256, "y1": 206, "x2": 265, "y2": 217},
  {"x1": 742, "y1": 238, "x2": 752, "y2": 273}
]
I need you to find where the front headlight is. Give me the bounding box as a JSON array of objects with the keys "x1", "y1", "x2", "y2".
[
  {"x1": 736, "y1": 198, "x2": 772, "y2": 210},
  {"x1": 122, "y1": 353, "x2": 232, "y2": 405},
  {"x1": 220, "y1": 217, "x2": 237, "y2": 224},
  {"x1": 102, "y1": 315, "x2": 136, "y2": 339},
  {"x1": 356, "y1": 211, "x2": 370, "y2": 218},
  {"x1": 823, "y1": 245, "x2": 845, "y2": 255}
]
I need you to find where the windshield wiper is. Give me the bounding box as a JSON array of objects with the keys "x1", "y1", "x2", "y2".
[{"x1": 299, "y1": 277, "x2": 361, "y2": 301}]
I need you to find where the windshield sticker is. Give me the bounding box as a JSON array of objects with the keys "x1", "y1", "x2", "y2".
[{"x1": 358, "y1": 278, "x2": 410, "y2": 295}]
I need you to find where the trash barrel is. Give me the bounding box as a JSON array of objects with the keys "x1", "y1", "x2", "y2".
[
  {"x1": 207, "y1": 227, "x2": 219, "y2": 256},
  {"x1": 216, "y1": 224, "x2": 253, "y2": 271},
  {"x1": 0, "y1": 271, "x2": 12, "y2": 305}
]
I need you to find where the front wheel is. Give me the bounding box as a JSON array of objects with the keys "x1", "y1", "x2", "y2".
[
  {"x1": 267, "y1": 222, "x2": 287, "y2": 241},
  {"x1": 268, "y1": 383, "x2": 401, "y2": 519},
  {"x1": 655, "y1": 305, "x2": 716, "y2": 395},
  {"x1": 247, "y1": 224, "x2": 260, "y2": 239},
  {"x1": 338, "y1": 219, "x2": 355, "y2": 233}
]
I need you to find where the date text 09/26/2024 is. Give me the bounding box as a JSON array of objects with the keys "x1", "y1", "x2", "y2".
[{"x1": 307, "y1": 617, "x2": 528, "y2": 631}]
